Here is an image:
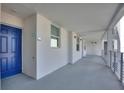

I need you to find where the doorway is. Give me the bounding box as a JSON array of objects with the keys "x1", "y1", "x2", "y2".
[
  {"x1": 104, "y1": 41, "x2": 108, "y2": 55},
  {"x1": 0, "y1": 24, "x2": 22, "y2": 78}
]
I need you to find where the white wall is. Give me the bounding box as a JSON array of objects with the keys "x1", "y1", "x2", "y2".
[
  {"x1": 1, "y1": 10, "x2": 23, "y2": 28},
  {"x1": 23, "y1": 14, "x2": 37, "y2": 79},
  {"x1": 101, "y1": 32, "x2": 107, "y2": 55},
  {"x1": 120, "y1": 16, "x2": 124, "y2": 52},
  {"x1": 0, "y1": 9, "x2": 83, "y2": 80},
  {"x1": 1, "y1": 10, "x2": 37, "y2": 79},
  {"x1": 96, "y1": 41, "x2": 102, "y2": 56},
  {"x1": 101, "y1": 31, "x2": 109, "y2": 65},
  {"x1": 82, "y1": 40, "x2": 87, "y2": 57},
  {"x1": 36, "y1": 14, "x2": 69, "y2": 79},
  {"x1": 68, "y1": 32, "x2": 73, "y2": 63},
  {"x1": 86, "y1": 41, "x2": 94, "y2": 55},
  {"x1": 68, "y1": 32, "x2": 83, "y2": 64},
  {"x1": 72, "y1": 32, "x2": 82, "y2": 63},
  {"x1": 86, "y1": 40, "x2": 102, "y2": 56},
  {"x1": 1, "y1": 10, "x2": 69, "y2": 80}
]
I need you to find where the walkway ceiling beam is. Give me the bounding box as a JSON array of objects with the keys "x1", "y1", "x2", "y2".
[{"x1": 106, "y1": 4, "x2": 124, "y2": 31}]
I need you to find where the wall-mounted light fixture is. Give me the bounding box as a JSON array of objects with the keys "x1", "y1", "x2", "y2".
[{"x1": 91, "y1": 41, "x2": 97, "y2": 45}]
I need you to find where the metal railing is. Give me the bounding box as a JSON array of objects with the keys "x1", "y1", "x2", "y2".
[
  {"x1": 109, "y1": 51, "x2": 116, "y2": 73},
  {"x1": 120, "y1": 53, "x2": 124, "y2": 83},
  {"x1": 109, "y1": 51, "x2": 124, "y2": 84}
]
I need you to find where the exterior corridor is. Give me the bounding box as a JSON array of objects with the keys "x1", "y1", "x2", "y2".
[{"x1": 2, "y1": 56, "x2": 124, "y2": 90}]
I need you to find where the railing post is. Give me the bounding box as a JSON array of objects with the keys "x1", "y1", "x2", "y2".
[
  {"x1": 110, "y1": 51, "x2": 112, "y2": 68},
  {"x1": 114, "y1": 51, "x2": 116, "y2": 73},
  {"x1": 111, "y1": 51, "x2": 114, "y2": 72},
  {"x1": 120, "y1": 53, "x2": 123, "y2": 83}
]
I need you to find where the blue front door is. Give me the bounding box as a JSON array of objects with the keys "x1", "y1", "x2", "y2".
[{"x1": 0, "y1": 24, "x2": 22, "y2": 79}]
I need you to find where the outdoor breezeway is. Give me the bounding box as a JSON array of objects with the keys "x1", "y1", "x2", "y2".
[{"x1": 1, "y1": 3, "x2": 124, "y2": 90}]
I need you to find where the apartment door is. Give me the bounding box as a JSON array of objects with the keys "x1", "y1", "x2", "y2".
[{"x1": 0, "y1": 24, "x2": 22, "y2": 78}]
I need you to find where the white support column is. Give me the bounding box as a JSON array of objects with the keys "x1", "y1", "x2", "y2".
[{"x1": 107, "y1": 29, "x2": 113, "y2": 67}]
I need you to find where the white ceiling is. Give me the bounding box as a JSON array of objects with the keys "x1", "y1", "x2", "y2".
[
  {"x1": 2, "y1": 3, "x2": 119, "y2": 41},
  {"x1": 81, "y1": 30, "x2": 105, "y2": 41}
]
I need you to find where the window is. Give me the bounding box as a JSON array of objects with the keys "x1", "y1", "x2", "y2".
[{"x1": 51, "y1": 25, "x2": 60, "y2": 48}]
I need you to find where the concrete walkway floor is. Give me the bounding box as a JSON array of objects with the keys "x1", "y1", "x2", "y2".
[{"x1": 2, "y1": 56, "x2": 124, "y2": 90}]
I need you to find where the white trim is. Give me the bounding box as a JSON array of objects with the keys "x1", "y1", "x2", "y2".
[
  {"x1": 0, "y1": 22, "x2": 23, "y2": 29},
  {"x1": 51, "y1": 35, "x2": 60, "y2": 38},
  {"x1": 51, "y1": 22, "x2": 61, "y2": 29}
]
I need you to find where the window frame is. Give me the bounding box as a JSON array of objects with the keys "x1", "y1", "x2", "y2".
[{"x1": 50, "y1": 24, "x2": 61, "y2": 48}]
